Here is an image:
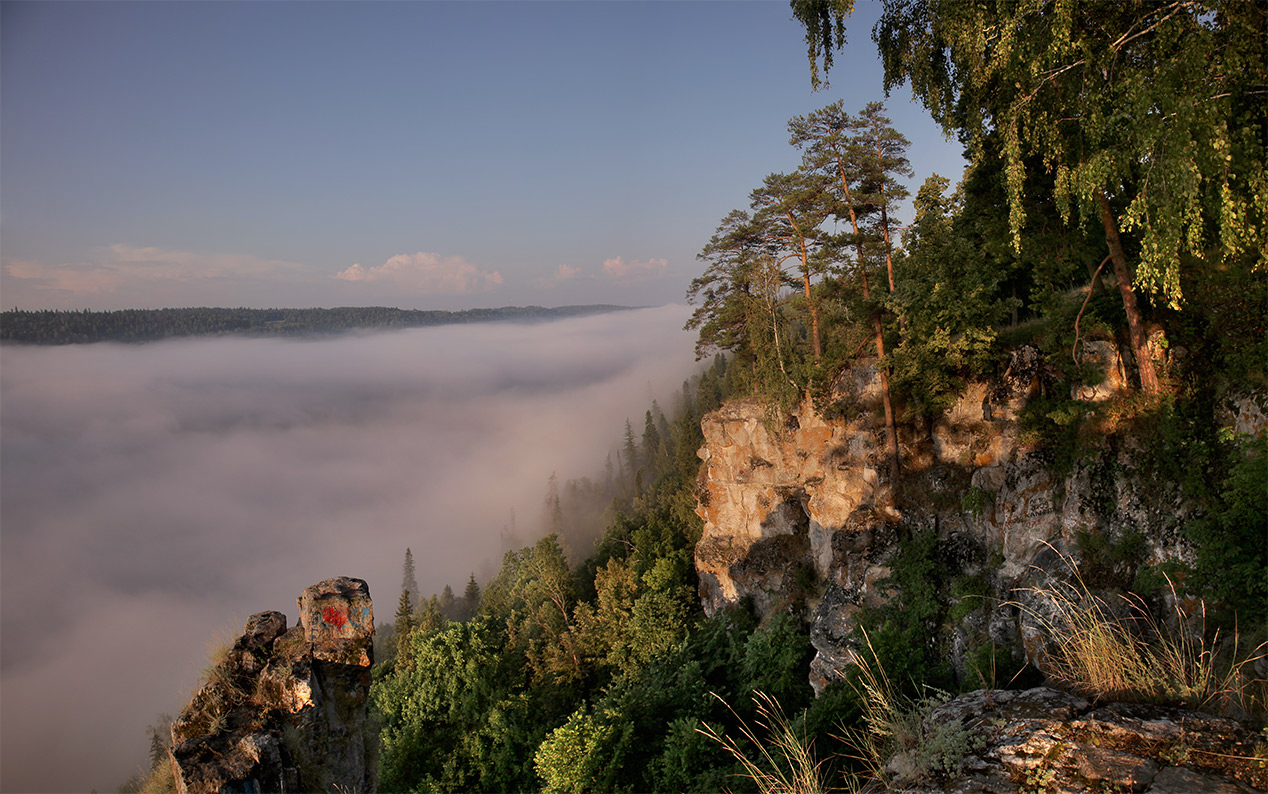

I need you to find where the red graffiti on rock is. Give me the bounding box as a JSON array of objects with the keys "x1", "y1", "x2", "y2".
[{"x1": 321, "y1": 606, "x2": 349, "y2": 629}]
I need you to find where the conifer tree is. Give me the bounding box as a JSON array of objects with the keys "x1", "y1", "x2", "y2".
[
  {"x1": 438, "y1": 584, "x2": 457, "y2": 622},
  {"x1": 622, "y1": 419, "x2": 639, "y2": 483},
  {"x1": 401, "y1": 547, "x2": 420, "y2": 609},
  {"x1": 462, "y1": 573, "x2": 481, "y2": 620},
  {"x1": 417, "y1": 595, "x2": 446, "y2": 633},
  {"x1": 789, "y1": 100, "x2": 903, "y2": 484},
  {"x1": 544, "y1": 473, "x2": 564, "y2": 535},
  {"x1": 641, "y1": 410, "x2": 661, "y2": 473},
  {"x1": 394, "y1": 588, "x2": 415, "y2": 662}
]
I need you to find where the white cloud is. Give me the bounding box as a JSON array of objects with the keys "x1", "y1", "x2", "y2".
[
  {"x1": 335, "y1": 252, "x2": 502, "y2": 293},
  {"x1": 601, "y1": 256, "x2": 668, "y2": 284},
  {"x1": 3, "y1": 246, "x2": 306, "y2": 296},
  {"x1": 535, "y1": 263, "x2": 584, "y2": 287}
]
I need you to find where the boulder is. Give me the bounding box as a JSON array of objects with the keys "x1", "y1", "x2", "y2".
[{"x1": 170, "y1": 579, "x2": 376, "y2": 794}]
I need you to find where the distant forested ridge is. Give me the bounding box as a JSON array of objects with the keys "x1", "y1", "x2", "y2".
[{"x1": 0, "y1": 304, "x2": 634, "y2": 345}]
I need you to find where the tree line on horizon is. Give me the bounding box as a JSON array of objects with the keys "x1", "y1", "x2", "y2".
[{"x1": 0, "y1": 304, "x2": 632, "y2": 345}]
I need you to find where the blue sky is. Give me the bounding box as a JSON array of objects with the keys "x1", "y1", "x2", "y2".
[{"x1": 1, "y1": 0, "x2": 967, "y2": 312}]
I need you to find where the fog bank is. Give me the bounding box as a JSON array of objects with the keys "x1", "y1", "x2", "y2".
[{"x1": 0, "y1": 305, "x2": 699, "y2": 793}]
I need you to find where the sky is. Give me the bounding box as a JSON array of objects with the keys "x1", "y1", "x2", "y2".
[
  {"x1": 0, "y1": 306, "x2": 701, "y2": 792},
  {"x1": 1, "y1": 0, "x2": 967, "y2": 313}
]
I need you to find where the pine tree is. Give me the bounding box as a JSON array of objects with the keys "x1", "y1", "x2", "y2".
[
  {"x1": 641, "y1": 410, "x2": 661, "y2": 475},
  {"x1": 544, "y1": 473, "x2": 564, "y2": 535},
  {"x1": 401, "y1": 547, "x2": 420, "y2": 609},
  {"x1": 438, "y1": 584, "x2": 457, "y2": 621},
  {"x1": 622, "y1": 419, "x2": 639, "y2": 484},
  {"x1": 394, "y1": 587, "x2": 415, "y2": 662},
  {"x1": 417, "y1": 595, "x2": 446, "y2": 633},
  {"x1": 462, "y1": 573, "x2": 481, "y2": 619}
]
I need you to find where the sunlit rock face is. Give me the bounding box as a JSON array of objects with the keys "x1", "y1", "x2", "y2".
[
  {"x1": 694, "y1": 365, "x2": 889, "y2": 620},
  {"x1": 692, "y1": 345, "x2": 1267, "y2": 697},
  {"x1": 168, "y1": 577, "x2": 376, "y2": 794}
]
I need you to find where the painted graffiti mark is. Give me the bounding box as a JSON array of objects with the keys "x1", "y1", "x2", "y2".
[{"x1": 322, "y1": 606, "x2": 349, "y2": 629}]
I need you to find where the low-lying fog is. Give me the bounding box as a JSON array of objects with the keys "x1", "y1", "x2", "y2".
[{"x1": 0, "y1": 305, "x2": 700, "y2": 793}]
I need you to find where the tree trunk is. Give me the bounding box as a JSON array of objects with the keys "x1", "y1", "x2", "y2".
[
  {"x1": 836, "y1": 162, "x2": 901, "y2": 488},
  {"x1": 1094, "y1": 190, "x2": 1159, "y2": 394},
  {"x1": 787, "y1": 212, "x2": 822, "y2": 360},
  {"x1": 878, "y1": 195, "x2": 908, "y2": 338}
]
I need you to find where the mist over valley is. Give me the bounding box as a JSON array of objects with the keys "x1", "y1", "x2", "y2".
[{"x1": 0, "y1": 305, "x2": 699, "y2": 793}]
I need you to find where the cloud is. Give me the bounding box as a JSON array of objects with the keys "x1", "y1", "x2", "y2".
[
  {"x1": 602, "y1": 256, "x2": 668, "y2": 284},
  {"x1": 534, "y1": 263, "x2": 584, "y2": 287},
  {"x1": 3, "y1": 246, "x2": 306, "y2": 297},
  {"x1": 0, "y1": 306, "x2": 697, "y2": 793},
  {"x1": 335, "y1": 252, "x2": 502, "y2": 293}
]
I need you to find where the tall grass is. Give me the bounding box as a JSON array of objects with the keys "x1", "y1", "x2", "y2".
[
  {"x1": 1016, "y1": 546, "x2": 1266, "y2": 718},
  {"x1": 697, "y1": 691, "x2": 828, "y2": 794},
  {"x1": 835, "y1": 630, "x2": 979, "y2": 790}
]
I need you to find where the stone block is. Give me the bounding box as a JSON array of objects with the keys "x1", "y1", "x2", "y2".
[{"x1": 298, "y1": 576, "x2": 373, "y2": 666}]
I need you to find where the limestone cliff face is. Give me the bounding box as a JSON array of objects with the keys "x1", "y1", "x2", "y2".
[
  {"x1": 693, "y1": 346, "x2": 1266, "y2": 694},
  {"x1": 168, "y1": 576, "x2": 376, "y2": 794}
]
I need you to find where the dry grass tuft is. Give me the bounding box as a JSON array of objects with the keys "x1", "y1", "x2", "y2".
[
  {"x1": 1016, "y1": 546, "x2": 1266, "y2": 718},
  {"x1": 835, "y1": 630, "x2": 980, "y2": 790},
  {"x1": 697, "y1": 691, "x2": 828, "y2": 794}
]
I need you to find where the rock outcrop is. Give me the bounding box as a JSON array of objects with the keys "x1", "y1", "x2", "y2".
[
  {"x1": 693, "y1": 346, "x2": 1267, "y2": 694},
  {"x1": 888, "y1": 687, "x2": 1266, "y2": 793},
  {"x1": 168, "y1": 576, "x2": 376, "y2": 794}
]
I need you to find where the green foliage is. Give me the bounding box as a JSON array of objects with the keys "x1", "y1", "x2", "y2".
[
  {"x1": 873, "y1": 0, "x2": 1267, "y2": 310},
  {"x1": 960, "y1": 487, "x2": 992, "y2": 520},
  {"x1": 1184, "y1": 434, "x2": 1268, "y2": 629},
  {"x1": 534, "y1": 708, "x2": 616, "y2": 794},
  {"x1": 646, "y1": 717, "x2": 734, "y2": 793},
  {"x1": 371, "y1": 374, "x2": 769, "y2": 793},
  {"x1": 790, "y1": 0, "x2": 855, "y2": 90},
  {"x1": 947, "y1": 575, "x2": 989, "y2": 626},
  {"x1": 1017, "y1": 394, "x2": 1096, "y2": 478},
  {"x1": 840, "y1": 633, "x2": 983, "y2": 789},
  {"x1": 888, "y1": 175, "x2": 1013, "y2": 418},
  {"x1": 741, "y1": 614, "x2": 815, "y2": 712},
  {"x1": 1075, "y1": 528, "x2": 1148, "y2": 594},
  {"x1": 853, "y1": 530, "x2": 955, "y2": 694}
]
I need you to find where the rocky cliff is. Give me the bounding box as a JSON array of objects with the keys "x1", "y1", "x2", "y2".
[
  {"x1": 168, "y1": 577, "x2": 376, "y2": 794},
  {"x1": 693, "y1": 345, "x2": 1264, "y2": 693},
  {"x1": 693, "y1": 347, "x2": 1266, "y2": 791}
]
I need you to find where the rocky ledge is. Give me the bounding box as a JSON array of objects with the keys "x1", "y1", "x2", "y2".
[
  {"x1": 889, "y1": 687, "x2": 1266, "y2": 794},
  {"x1": 168, "y1": 576, "x2": 376, "y2": 794}
]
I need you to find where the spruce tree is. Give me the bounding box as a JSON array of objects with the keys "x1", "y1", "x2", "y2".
[
  {"x1": 462, "y1": 573, "x2": 481, "y2": 619},
  {"x1": 417, "y1": 595, "x2": 445, "y2": 633},
  {"x1": 401, "y1": 547, "x2": 420, "y2": 609},
  {"x1": 438, "y1": 584, "x2": 457, "y2": 621},
  {"x1": 394, "y1": 587, "x2": 415, "y2": 661}
]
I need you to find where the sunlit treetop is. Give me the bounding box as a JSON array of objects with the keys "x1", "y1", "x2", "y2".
[
  {"x1": 872, "y1": 0, "x2": 1267, "y2": 308},
  {"x1": 802, "y1": 0, "x2": 1267, "y2": 309}
]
